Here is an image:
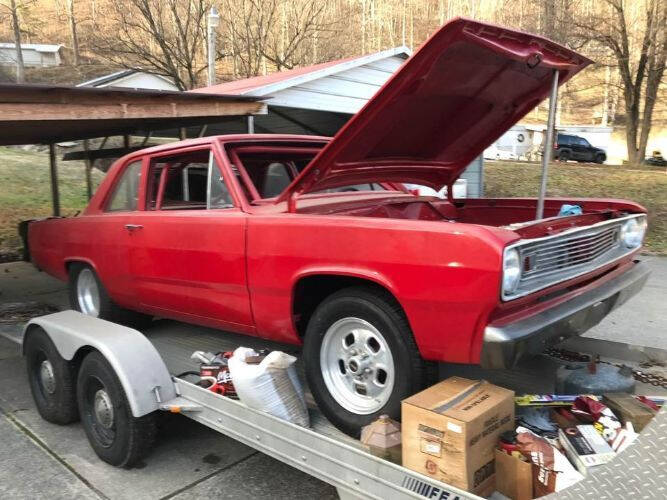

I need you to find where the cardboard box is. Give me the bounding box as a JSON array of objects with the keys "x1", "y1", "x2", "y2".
[
  {"x1": 495, "y1": 449, "x2": 533, "y2": 500},
  {"x1": 558, "y1": 425, "x2": 615, "y2": 475},
  {"x1": 603, "y1": 393, "x2": 657, "y2": 432},
  {"x1": 401, "y1": 377, "x2": 515, "y2": 496}
]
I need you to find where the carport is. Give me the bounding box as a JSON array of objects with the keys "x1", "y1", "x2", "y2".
[{"x1": 0, "y1": 83, "x2": 266, "y2": 216}]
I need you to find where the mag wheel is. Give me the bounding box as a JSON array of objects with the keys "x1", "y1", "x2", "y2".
[
  {"x1": 68, "y1": 263, "x2": 152, "y2": 329},
  {"x1": 304, "y1": 287, "x2": 430, "y2": 437}
]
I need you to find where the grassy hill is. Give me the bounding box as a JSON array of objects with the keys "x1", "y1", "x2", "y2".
[{"x1": 0, "y1": 147, "x2": 664, "y2": 261}]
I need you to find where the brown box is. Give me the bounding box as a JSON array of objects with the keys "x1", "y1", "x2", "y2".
[
  {"x1": 494, "y1": 449, "x2": 533, "y2": 500},
  {"x1": 603, "y1": 393, "x2": 657, "y2": 432},
  {"x1": 401, "y1": 377, "x2": 515, "y2": 497}
]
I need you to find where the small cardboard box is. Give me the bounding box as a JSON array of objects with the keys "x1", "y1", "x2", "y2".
[
  {"x1": 603, "y1": 393, "x2": 657, "y2": 432},
  {"x1": 558, "y1": 425, "x2": 615, "y2": 475},
  {"x1": 401, "y1": 377, "x2": 515, "y2": 496},
  {"x1": 494, "y1": 449, "x2": 533, "y2": 500}
]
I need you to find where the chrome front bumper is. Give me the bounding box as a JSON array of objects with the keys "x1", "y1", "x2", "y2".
[{"x1": 480, "y1": 260, "x2": 650, "y2": 369}]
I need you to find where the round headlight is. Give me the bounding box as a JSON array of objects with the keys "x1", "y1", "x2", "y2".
[
  {"x1": 620, "y1": 217, "x2": 647, "y2": 248},
  {"x1": 502, "y1": 248, "x2": 521, "y2": 295}
]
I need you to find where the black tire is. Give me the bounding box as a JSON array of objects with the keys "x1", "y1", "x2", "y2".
[
  {"x1": 24, "y1": 327, "x2": 79, "y2": 424},
  {"x1": 68, "y1": 263, "x2": 152, "y2": 329},
  {"x1": 77, "y1": 351, "x2": 156, "y2": 467},
  {"x1": 303, "y1": 286, "x2": 429, "y2": 437},
  {"x1": 559, "y1": 150, "x2": 570, "y2": 162},
  {"x1": 594, "y1": 153, "x2": 605, "y2": 164}
]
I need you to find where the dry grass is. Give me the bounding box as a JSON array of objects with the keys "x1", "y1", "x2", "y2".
[
  {"x1": 485, "y1": 160, "x2": 667, "y2": 254},
  {"x1": 0, "y1": 147, "x2": 104, "y2": 259},
  {"x1": 0, "y1": 148, "x2": 665, "y2": 258}
]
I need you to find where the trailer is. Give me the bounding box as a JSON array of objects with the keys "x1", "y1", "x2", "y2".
[{"x1": 19, "y1": 310, "x2": 667, "y2": 500}]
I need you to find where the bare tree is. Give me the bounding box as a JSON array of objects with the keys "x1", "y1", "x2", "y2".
[
  {"x1": 219, "y1": 0, "x2": 333, "y2": 78},
  {"x1": 573, "y1": 0, "x2": 667, "y2": 164},
  {"x1": 92, "y1": 0, "x2": 211, "y2": 90},
  {"x1": 66, "y1": 0, "x2": 80, "y2": 66},
  {"x1": 1, "y1": 0, "x2": 26, "y2": 82}
]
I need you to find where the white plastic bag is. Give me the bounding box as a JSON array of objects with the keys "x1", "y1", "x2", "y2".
[{"x1": 228, "y1": 347, "x2": 309, "y2": 427}]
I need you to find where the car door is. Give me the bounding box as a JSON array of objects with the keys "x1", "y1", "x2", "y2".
[
  {"x1": 89, "y1": 158, "x2": 144, "y2": 308},
  {"x1": 126, "y1": 146, "x2": 254, "y2": 333}
]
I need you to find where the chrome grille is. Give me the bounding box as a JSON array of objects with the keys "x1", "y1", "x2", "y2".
[
  {"x1": 520, "y1": 224, "x2": 620, "y2": 282},
  {"x1": 502, "y1": 214, "x2": 646, "y2": 300}
]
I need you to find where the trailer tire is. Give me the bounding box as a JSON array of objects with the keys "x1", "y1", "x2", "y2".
[
  {"x1": 25, "y1": 327, "x2": 79, "y2": 424},
  {"x1": 68, "y1": 263, "x2": 152, "y2": 330},
  {"x1": 303, "y1": 286, "x2": 428, "y2": 437},
  {"x1": 77, "y1": 351, "x2": 156, "y2": 467}
]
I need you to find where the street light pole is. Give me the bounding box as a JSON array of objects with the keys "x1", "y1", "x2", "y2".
[
  {"x1": 207, "y1": 7, "x2": 220, "y2": 87},
  {"x1": 536, "y1": 69, "x2": 559, "y2": 220}
]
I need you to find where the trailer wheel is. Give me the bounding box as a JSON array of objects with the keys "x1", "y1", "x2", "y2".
[
  {"x1": 25, "y1": 327, "x2": 79, "y2": 424},
  {"x1": 303, "y1": 287, "x2": 429, "y2": 437},
  {"x1": 68, "y1": 263, "x2": 152, "y2": 329},
  {"x1": 77, "y1": 351, "x2": 156, "y2": 467}
]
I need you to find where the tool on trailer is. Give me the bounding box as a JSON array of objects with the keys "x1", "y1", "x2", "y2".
[{"x1": 190, "y1": 350, "x2": 238, "y2": 399}]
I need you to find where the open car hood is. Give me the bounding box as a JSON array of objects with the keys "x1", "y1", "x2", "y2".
[{"x1": 277, "y1": 18, "x2": 591, "y2": 202}]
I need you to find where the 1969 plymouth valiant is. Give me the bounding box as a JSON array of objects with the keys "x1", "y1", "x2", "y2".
[{"x1": 27, "y1": 18, "x2": 649, "y2": 436}]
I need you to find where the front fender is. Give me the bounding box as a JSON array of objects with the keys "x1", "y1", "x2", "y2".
[{"x1": 23, "y1": 311, "x2": 176, "y2": 417}]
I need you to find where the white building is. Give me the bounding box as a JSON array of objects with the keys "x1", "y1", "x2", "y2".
[
  {"x1": 195, "y1": 47, "x2": 484, "y2": 197},
  {"x1": 78, "y1": 70, "x2": 179, "y2": 91},
  {"x1": 0, "y1": 43, "x2": 62, "y2": 67}
]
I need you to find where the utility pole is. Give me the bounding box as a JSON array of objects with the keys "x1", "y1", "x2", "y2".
[
  {"x1": 207, "y1": 7, "x2": 220, "y2": 87},
  {"x1": 10, "y1": 0, "x2": 25, "y2": 83},
  {"x1": 67, "y1": 0, "x2": 80, "y2": 66}
]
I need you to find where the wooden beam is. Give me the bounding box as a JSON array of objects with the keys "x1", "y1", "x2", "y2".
[
  {"x1": 0, "y1": 100, "x2": 265, "y2": 122},
  {"x1": 48, "y1": 144, "x2": 61, "y2": 216}
]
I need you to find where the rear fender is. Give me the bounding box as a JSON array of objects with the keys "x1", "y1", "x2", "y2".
[{"x1": 23, "y1": 310, "x2": 176, "y2": 417}]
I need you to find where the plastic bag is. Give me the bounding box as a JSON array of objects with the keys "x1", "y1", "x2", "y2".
[
  {"x1": 228, "y1": 347, "x2": 309, "y2": 427},
  {"x1": 516, "y1": 426, "x2": 583, "y2": 495},
  {"x1": 558, "y1": 204, "x2": 583, "y2": 216}
]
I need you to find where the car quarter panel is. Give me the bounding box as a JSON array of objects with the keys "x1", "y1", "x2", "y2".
[{"x1": 246, "y1": 215, "x2": 509, "y2": 363}]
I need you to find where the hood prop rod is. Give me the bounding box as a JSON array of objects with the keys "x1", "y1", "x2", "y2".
[{"x1": 536, "y1": 69, "x2": 559, "y2": 220}]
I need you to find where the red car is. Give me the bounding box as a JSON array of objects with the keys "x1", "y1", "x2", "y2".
[{"x1": 27, "y1": 19, "x2": 649, "y2": 436}]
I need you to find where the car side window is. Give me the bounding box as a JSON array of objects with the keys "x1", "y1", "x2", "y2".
[
  {"x1": 106, "y1": 160, "x2": 142, "y2": 212},
  {"x1": 579, "y1": 137, "x2": 591, "y2": 147},
  {"x1": 146, "y1": 150, "x2": 233, "y2": 210}
]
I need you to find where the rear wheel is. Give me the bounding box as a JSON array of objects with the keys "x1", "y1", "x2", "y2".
[
  {"x1": 77, "y1": 351, "x2": 156, "y2": 467},
  {"x1": 303, "y1": 287, "x2": 430, "y2": 437},
  {"x1": 24, "y1": 327, "x2": 79, "y2": 424},
  {"x1": 559, "y1": 150, "x2": 570, "y2": 162},
  {"x1": 68, "y1": 263, "x2": 152, "y2": 329}
]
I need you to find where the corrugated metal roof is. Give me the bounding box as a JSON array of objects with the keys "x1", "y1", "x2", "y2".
[
  {"x1": 0, "y1": 43, "x2": 62, "y2": 52},
  {"x1": 193, "y1": 46, "x2": 411, "y2": 115},
  {"x1": 77, "y1": 69, "x2": 176, "y2": 88}
]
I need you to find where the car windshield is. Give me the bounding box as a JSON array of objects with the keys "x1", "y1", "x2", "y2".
[{"x1": 229, "y1": 147, "x2": 387, "y2": 201}]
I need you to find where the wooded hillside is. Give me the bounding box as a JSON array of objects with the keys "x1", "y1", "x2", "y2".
[{"x1": 1, "y1": 0, "x2": 665, "y2": 161}]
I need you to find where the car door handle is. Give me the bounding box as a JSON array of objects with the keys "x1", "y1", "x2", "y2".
[{"x1": 124, "y1": 224, "x2": 143, "y2": 232}]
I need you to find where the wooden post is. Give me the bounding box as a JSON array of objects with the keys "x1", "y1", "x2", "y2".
[
  {"x1": 123, "y1": 134, "x2": 130, "y2": 150},
  {"x1": 83, "y1": 139, "x2": 93, "y2": 200},
  {"x1": 48, "y1": 143, "x2": 61, "y2": 216},
  {"x1": 179, "y1": 127, "x2": 187, "y2": 140}
]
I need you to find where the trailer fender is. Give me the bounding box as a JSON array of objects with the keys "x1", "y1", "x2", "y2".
[{"x1": 23, "y1": 310, "x2": 176, "y2": 417}]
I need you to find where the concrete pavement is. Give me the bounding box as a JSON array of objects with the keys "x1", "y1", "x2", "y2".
[{"x1": 0, "y1": 256, "x2": 665, "y2": 498}]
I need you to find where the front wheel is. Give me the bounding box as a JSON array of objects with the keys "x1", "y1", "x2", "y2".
[
  {"x1": 77, "y1": 352, "x2": 156, "y2": 467},
  {"x1": 303, "y1": 287, "x2": 429, "y2": 437}
]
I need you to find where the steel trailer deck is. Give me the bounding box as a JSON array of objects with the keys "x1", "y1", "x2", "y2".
[{"x1": 19, "y1": 312, "x2": 667, "y2": 500}]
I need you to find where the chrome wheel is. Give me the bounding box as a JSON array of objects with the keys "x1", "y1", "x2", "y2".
[
  {"x1": 77, "y1": 268, "x2": 100, "y2": 317},
  {"x1": 39, "y1": 359, "x2": 56, "y2": 394},
  {"x1": 320, "y1": 317, "x2": 395, "y2": 415}
]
